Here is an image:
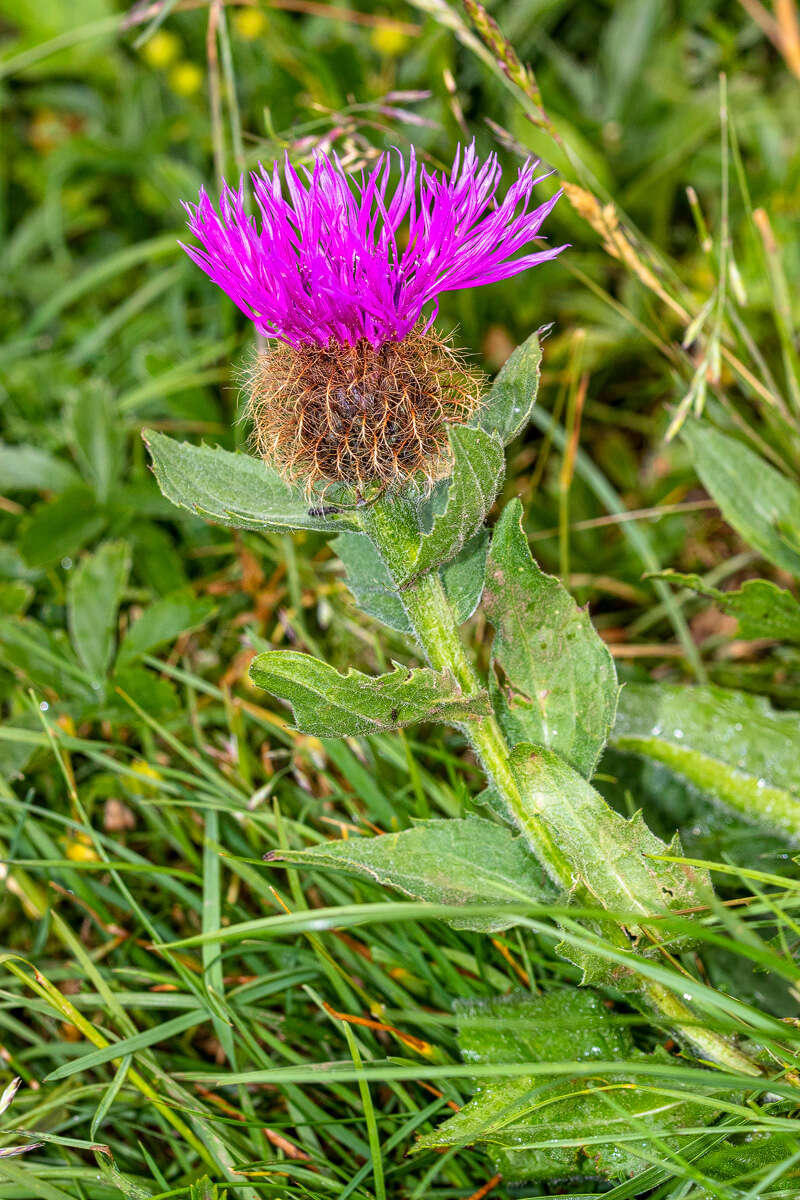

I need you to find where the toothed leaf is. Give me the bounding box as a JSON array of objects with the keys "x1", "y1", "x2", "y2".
[
  {"x1": 485, "y1": 498, "x2": 619, "y2": 777},
  {"x1": 333, "y1": 528, "x2": 489, "y2": 635},
  {"x1": 509, "y1": 745, "x2": 709, "y2": 924},
  {"x1": 652, "y1": 570, "x2": 800, "y2": 644},
  {"x1": 408, "y1": 425, "x2": 504, "y2": 581},
  {"x1": 473, "y1": 330, "x2": 543, "y2": 444},
  {"x1": 613, "y1": 683, "x2": 800, "y2": 843},
  {"x1": 249, "y1": 651, "x2": 491, "y2": 736},
  {"x1": 143, "y1": 430, "x2": 359, "y2": 533},
  {"x1": 415, "y1": 991, "x2": 721, "y2": 1183},
  {"x1": 270, "y1": 817, "x2": 557, "y2": 931},
  {"x1": 503, "y1": 744, "x2": 710, "y2": 984}
]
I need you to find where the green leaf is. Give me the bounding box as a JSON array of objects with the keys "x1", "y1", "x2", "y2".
[
  {"x1": 612, "y1": 683, "x2": 800, "y2": 842},
  {"x1": 411, "y1": 425, "x2": 504, "y2": 579},
  {"x1": 484, "y1": 499, "x2": 619, "y2": 777},
  {"x1": 19, "y1": 485, "x2": 107, "y2": 568},
  {"x1": 685, "y1": 425, "x2": 800, "y2": 577},
  {"x1": 652, "y1": 570, "x2": 800, "y2": 643},
  {"x1": 249, "y1": 652, "x2": 491, "y2": 737},
  {"x1": 694, "y1": 1133, "x2": 800, "y2": 1183},
  {"x1": 441, "y1": 530, "x2": 490, "y2": 624},
  {"x1": 0, "y1": 616, "x2": 93, "y2": 700},
  {"x1": 132, "y1": 523, "x2": 188, "y2": 596},
  {"x1": 111, "y1": 664, "x2": 178, "y2": 718},
  {"x1": 508, "y1": 744, "x2": 710, "y2": 973},
  {"x1": 116, "y1": 590, "x2": 217, "y2": 669},
  {"x1": 473, "y1": 330, "x2": 542, "y2": 444},
  {"x1": 458, "y1": 988, "x2": 631, "y2": 1065},
  {"x1": 356, "y1": 426, "x2": 501, "y2": 585},
  {"x1": 44, "y1": 1008, "x2": 206, "y2": 1081},
  {"x1": 0, "y1": 542, "x2": 40, "y2": 584},
  {"x1": 0, "y1": 580, "x2": 33, "y2": 616},
  {"x1": 142, "y1": 430, "x2": 359, "y2": 534},
  {"x1": 599, "y1": 0, "x2": 661, "y2": 121},
  {"x1": 332, "y1": 532, "x2": 412, "y2": 634},
  {"x1": 190, "y1": 1177, "x2": 222, "y2": 1200},
  {"x1": 67, "y1": 384, "x2": 124, "y2": 505},
  {"x1": 67, "y1": 541, "x2": 130, "y2": 685},
  {"x1": 269, "y1": 816, "x2": 557, "y2": 932},
  {"x1": 415, "y1": 990, "x2": 719, "y2": 1182},
  {"x1": 333, "y1": 528, "x2": 489, "y2": 634},
  {"x1": 109, "y1": 479, "x2": 184, "y2": 521},
  {"x1": 0, "y1": 714, "x2": 41, "y2": 783},
  {"x1": 0, "y1": 442, "x2": 80, "y2": 493}
]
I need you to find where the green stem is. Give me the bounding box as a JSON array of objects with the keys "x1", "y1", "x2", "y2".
[
  {"x1": 644, "y1": 982, "x2": 761, "y2": 1077},
  {"x1": 359, "y1": 498, "x2": 571, "y2": 886},
  {"x1": 359, "y1": 498, "x2": 761, "y2": 1077},
  {"x1": 403, "y1": 568, "x2": 574, "y2": 886}
]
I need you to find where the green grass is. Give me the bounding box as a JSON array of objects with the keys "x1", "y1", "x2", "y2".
[{"x1": 2, "y1": 0, "x2": 800, "y2": 1196}]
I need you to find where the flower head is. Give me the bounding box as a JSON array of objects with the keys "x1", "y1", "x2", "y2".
[
  {"x1": 248, "y1": 327, "x2": 483, "y2": 492},
  {"x1": 182, "y1": 143, "x2": 565, "y2": 347},
  {"x1": 181, "y1": 144, "x2": 565, "y2": 492}
]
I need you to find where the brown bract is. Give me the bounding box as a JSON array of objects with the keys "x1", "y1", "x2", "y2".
[{"x1": 247, "y1": 328, "x2": 483, "y2": 492}]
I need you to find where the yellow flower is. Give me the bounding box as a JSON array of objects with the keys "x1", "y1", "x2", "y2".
[
  {"x1": 141, "y1": 30, "x2": 182, "y2": 70},
  {"x1": 234, "y1": 7, "x2": 268, "y2": 40},
  {"x1": 169, "y1": 61, "x2": 204, "y2": 97},
  {"x1": 57, "y1": 713, "x2": 76, "y2": 737},
  {"x1": 128, "y1": 759, "x2": 163, "y2": 795},
  {"x1": 65, "y1": 835, "x2": 99, "y2": 863},
  {"x1": 370, "y1": 24, "x2": 410, "y2": 58}
]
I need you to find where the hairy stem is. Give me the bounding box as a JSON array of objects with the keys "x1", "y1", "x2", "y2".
[
  {"x1": 401, "y1": 567, "x2": 573, "y2": 885},
  {"x1": 359, "y1": 497, "x2": 761, "y2": 1077},
  {"x1": 359, "y1": 497, "x2": 566, "y2": 877}
]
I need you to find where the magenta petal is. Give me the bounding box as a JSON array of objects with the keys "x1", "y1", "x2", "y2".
[{"x1": 181, "y1": 142, "x2": 567, "y2": 347}]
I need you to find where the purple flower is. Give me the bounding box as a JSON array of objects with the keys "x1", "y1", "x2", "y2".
[{"x1": 182, "y1": 143, "x2": 566, "y2": 347}]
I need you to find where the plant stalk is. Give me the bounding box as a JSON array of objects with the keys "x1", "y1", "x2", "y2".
[
  {"x1": 400, "y1": 566, "x2": 574, "y2": 887},
  {"x1": 359, "y1": 497, "x2": 762, "y2": 1077}
]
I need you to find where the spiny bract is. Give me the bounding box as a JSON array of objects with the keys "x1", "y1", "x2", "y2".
[{"x1": 248, "y1": 328, "x2": 482, "y2": 491}]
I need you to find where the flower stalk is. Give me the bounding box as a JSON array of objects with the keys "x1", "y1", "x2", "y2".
[
  {"x1": 360, "y1": 493, "x2": 761, "y2": 1078},
  {"x1": 360, "y1": 495, "x2": 570, "y2": 883}
]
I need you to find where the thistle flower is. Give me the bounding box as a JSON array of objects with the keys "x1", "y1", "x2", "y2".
[{"x1": 182, "y1": 143, "x2": 565, "y2": 491}]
